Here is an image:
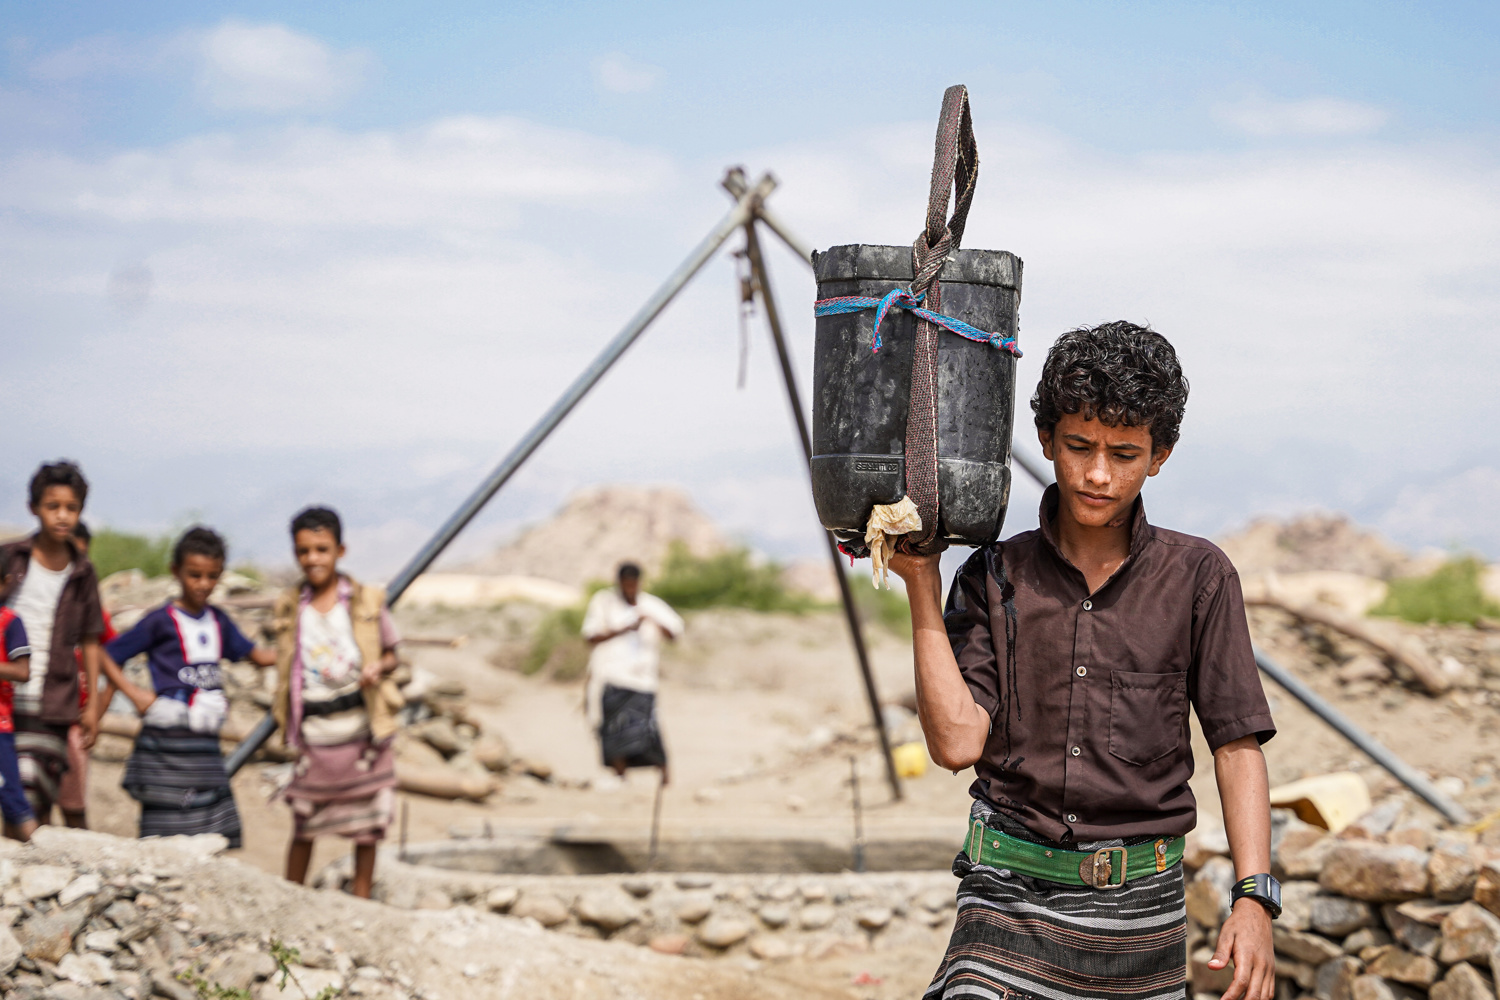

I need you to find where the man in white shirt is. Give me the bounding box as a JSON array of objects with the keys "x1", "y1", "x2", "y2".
[{"x1": 581, "y1": 563, "x2": 684, "y2": 782}]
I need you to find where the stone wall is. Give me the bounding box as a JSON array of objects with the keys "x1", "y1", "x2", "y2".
[
  {"x1": 316, "y1": 852, "x2": 957, "y2": 962},
  {"x1": 1186, "y1": 808, "x2": 1500, "y2": 1000}
]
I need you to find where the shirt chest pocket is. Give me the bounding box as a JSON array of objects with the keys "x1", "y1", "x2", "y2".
[{"x1": 1107, "y1": 670, "x2": 1188, "y2": 766}]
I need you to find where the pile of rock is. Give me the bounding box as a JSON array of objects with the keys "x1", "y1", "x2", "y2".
[
  {"x1": 1188, "y1": 805, "x2": 1500, "y2": 1000},
  {"x1": 314, "y1": 859, "x2": 957, "y2": 963},
  {"x1": 0, "y1": 833, "x2": 420, "y2": 1000},
  {"x1": 3, "y1": 829, "x2": 827, "y2": 1000}
]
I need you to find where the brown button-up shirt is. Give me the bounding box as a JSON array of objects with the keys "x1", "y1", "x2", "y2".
[
  {"x1": 0, "y1": 534, "x2": 104, "y2": 725},
  {"x1": 946, "y1": 485, "x2": 1275, "y2": 842}
]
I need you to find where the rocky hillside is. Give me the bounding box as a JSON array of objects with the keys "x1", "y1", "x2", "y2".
[{"x1": 461, "y1": 485, "x2": 727, "y2": 587}]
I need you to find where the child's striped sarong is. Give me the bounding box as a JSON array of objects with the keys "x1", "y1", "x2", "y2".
[
  {"x1": 13, "y1": 715, "x2": 70, "y2": 815},
  {"x1": 123, "y1": 726, "x2": 242, "y2": 848},
  {"x1": 926, "y1": 806, "x2": 1187, "y2": 1000},
  {"x1": 285, "y1": 735, "x2": 396, "y2": 845}
]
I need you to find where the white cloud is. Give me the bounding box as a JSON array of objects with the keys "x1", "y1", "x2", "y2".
[
  {"x1": 26, "y1": 36, "x2": 146, "y2": 82},
  {"x1": 192, "y1": 20, "x2": 372, "y2": 112},
  {"x1": 1379, "y1": 467, "x2": 1500, "y2": 557},
  {"x1": 3, "y1": 109, "x2": 1500, "y2": 566},
  {"x1": 1214, "y1": 96, "x2": 1389, "y2": 137},
  {"x1": 594, "y1": 53, "x2": 662, "y2": 94}
]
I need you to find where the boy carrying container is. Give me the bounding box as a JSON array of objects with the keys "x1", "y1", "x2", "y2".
[
  {"x1": 103, "y1": 527, "x2": 275, "y2": 846},
  {"x1": 271, "y1": 507, "x2": 402, "y2": 899},
  {"x1": 891, "y1": 322, "x2": 1279, "y2": 1000},
  {"x1": 0, "y1": 607, "x2": 38, "y2": 840},
  {"x1": 0, "y1": 461, "x2": 105, "y2": 822}
]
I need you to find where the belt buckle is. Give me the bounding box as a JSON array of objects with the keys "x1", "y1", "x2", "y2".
[{"x1": 1080, "y1": 846, "x2": 1127, "y2": 889}]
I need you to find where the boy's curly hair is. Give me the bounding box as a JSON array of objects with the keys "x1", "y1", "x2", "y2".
[
  {"x1": 29, "y1": 461, "x2": 89, "y2": 509},
  {"x1": 1030, "y1": 321, "x2": 1190, "y2": 450},
  {"x1": 173, "y1": 526, "x2": 227, "y2": 568}
]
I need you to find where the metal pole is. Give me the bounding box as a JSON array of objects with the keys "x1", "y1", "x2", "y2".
[
  {"x1": 1254, "y1": 647, "x2": 1469, "y2": 824},
  {"x1": 384, "y1": 172, "x2": 778, "y2": 606},
  {"x1": 739, "y1": 212, "x2": 903, "y2": 802},
  {"x1": 1010, "y1": 448, "x2": 1053, "y2": 490},
  {"x1": 225, "y1": 175, "x2": 778, "y2": 777}
]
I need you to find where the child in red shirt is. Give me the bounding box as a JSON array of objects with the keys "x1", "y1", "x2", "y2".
[{"x1": 0, "y1": 608, "x2": 38, "y2": 841}]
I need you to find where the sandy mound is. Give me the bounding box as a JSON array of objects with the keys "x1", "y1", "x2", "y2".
[
  {"x1": 463, "y1": 485, "x2": 727, "y2": 587},
  {"x1": 1218, "y1": 513, "x2": 1417, "y2": 579}
]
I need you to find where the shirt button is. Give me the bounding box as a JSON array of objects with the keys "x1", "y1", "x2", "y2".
[
  {"x1": 1075, "y1": 666, "x2": 1087, "y2": 677},
  {"x1": 1071, "y1": 745, "x2": 1081, "y2": 756},
  {"x1": 1066, "y1": 813, "x2": 1078, "y2": 823},
  {"x1": 1082, "y1": 599, "x2": 1093, "y2": 611}
]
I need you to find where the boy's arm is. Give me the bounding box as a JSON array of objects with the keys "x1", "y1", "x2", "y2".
[
  {"x1": 78, "y1": 641, "x2": 101, "y2": 748},
  {"x1": 1207, "y1": 735, "x2": 1275, "y2": 1000},
  {"x1": 92, "y1": 648, "x2": 156, "y2": 716},
  {"x1": 890, "y1": 551, "x2": 990, "y2": 770},
  {"x1": 0, "y1": 654, "x2": 30, "y2": 683},
  {"x1": 360, "y1": 605, "x2": 400, "y2": 687}
]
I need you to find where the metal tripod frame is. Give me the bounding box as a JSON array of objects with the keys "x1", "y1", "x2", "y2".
[{"x1": 227, "y1": 168, "x2": 952, "y2": 800}]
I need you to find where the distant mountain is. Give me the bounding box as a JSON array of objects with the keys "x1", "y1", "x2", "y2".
[
  {"x1": 1216, "y1": 513, "x2": 1419, "y2": 580},
  {"x1": 461, "y1": 485, "x2": 728, "y2": 587}
]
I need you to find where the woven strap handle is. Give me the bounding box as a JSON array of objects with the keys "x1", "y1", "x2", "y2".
[{"x1": 901, "y1": 85, "x2": 979, "y2": 555}]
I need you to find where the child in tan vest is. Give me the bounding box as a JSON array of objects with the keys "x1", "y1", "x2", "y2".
[{"x1": 271, "y1": 506, "x2": 402, "y2": 899}]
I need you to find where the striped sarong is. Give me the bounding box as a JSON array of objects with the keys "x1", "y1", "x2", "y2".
[
  {"x1": 598, "y1": 683, "x2": 666, "y2": 769},
  {"x1": 122, "y1": 726, "x2": 242, "y2": 848},
  {"x1": 13, "y1": 715, "x2": 70, "y2": 817},
  {"x1": 285, "y1": 734, "x2": 396, "y2": 845},
  {"x1": 925, "y1": 802, "x2": 1187, "y2": 1000}
]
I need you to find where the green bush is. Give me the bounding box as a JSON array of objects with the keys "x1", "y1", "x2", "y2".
[
  {"x1": 851, "y1": 575, "x2": 912, "y2": 635},
  {"x1": 88, "y1": 528, "x2": 172, "y2": 579},
  {"x1": 1372, "y1": 557, "x2": 1500, "y2": 625},
  {"x1": 523, "y1": 602, "x2": 590, "y2": 679},
  {"x1": 650, "y1": 541, "x2": 812, "y2": 613}
]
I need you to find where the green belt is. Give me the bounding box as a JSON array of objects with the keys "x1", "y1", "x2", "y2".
[{"x1": 963, "y1": 820, "x2": 1184, "y2": 889}]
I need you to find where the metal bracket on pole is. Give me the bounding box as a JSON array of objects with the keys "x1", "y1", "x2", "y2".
[{"x1": 731, "y1": 182, "x2": 902, "y2": 801}]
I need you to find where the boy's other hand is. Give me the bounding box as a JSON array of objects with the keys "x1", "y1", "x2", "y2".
[
  {"x1": 360, "y1": 659, "x2": 383, "y2": 689},
  {"x1": 1210, "y1": 898, "x2": 1275, "y2": 1000},
  {"x1": 78, "y1": 712, "x2": 99, "y2": 751}
]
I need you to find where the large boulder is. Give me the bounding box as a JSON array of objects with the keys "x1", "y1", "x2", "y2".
[
  {"x1": 1365, "y1": 948, "x2": 1440, "y2": 987},
  {"x1": 1311, "y1": 895, "x2": 1376, "y2": 937},
  {"x1": 1279, "y1": 826, "x2": 1336, "y2": 880},
  {"x1": 1186, "y1": 857, "x2": 1235, "y2": 928},
  {"x1": 574, "y1": 889, "x2": 642, "y2": 932},
  {"x1": 1428, "y1": 963, "x2": 1494, "y2": 1000},
  {"x1": 1439, "y1": 902, "x2": 1500, "y2": 966},
  {"x1": 1429, "y1": 839, "x2": 1482, "y2": 903},
  {"x1": 1319, "y1": 842, "x2": 1431, "y2": 902},
  {"x1": 1472, "y1": 862, "x2": 1500, "y2": 918}
]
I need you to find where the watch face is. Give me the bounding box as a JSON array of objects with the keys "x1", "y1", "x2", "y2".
[{"x1": 1268, "y1": 877, "x2": 1281, "y2": 907}]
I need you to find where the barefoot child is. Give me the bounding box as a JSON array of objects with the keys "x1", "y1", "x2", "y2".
[
  {"x1": 103, "y1": 527, "x2": 275, "y2": 846},
  {"x1": 272, "y1": 507, "x2": 402, "y2": 899},
  {"x1": 0, "y1": 461, "x2": 106, "y2": 822},
  {"x1": 892, "y1": 322, "x2": 1279, "y2": 1000},
  {"x1": 0, "y1": 609, "x2": 39, "y2": 840}
]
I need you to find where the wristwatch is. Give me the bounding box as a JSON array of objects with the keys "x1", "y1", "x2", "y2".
[{"x1": 1231, "y1": 873, "x2": 1282, "y2": 919}]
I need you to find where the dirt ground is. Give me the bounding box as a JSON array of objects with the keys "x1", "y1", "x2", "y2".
[{"x1": 76, "y1": 601, "x2": 1500, "y2": 999}]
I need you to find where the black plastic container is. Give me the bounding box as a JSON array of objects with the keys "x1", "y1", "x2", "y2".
[{"x1": 810, "y1": 244, "x2": 1022, "y2": 549}]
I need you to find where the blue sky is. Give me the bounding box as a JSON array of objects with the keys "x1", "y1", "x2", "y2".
[{"x1": 2, "y1": 2, "x2": 1499, "y2": 574}]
